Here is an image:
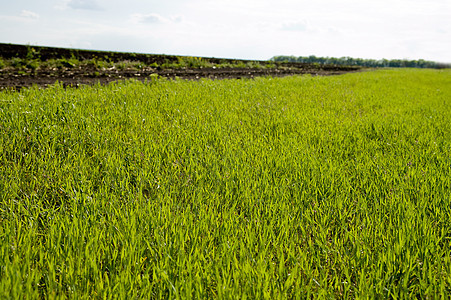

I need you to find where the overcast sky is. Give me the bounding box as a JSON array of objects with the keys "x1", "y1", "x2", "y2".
[{"x1": 1, "y1": 0, "x2": 450, "y2": 62}]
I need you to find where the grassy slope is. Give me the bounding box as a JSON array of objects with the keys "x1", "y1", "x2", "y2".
[{"x1": 1, "y1": 69, "x2": 450, "y2": 298}]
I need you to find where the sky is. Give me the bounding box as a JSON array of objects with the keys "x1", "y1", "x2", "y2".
[{"x1": 0, "y1": 0, "x2": 450, "y2": 62}]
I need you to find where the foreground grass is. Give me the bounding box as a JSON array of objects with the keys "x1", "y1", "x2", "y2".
[{"x1": 0, "y1": 69, "x2": 450, "y2": 298}]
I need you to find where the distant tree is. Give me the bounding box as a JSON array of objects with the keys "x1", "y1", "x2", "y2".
[{"x1": 270, "y1": 55, "x2": 450, "y2": 69}]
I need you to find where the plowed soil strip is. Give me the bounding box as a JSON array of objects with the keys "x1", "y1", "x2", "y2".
[{"x1": 0, "y1": 43, "x2": 361, "y2": 89}]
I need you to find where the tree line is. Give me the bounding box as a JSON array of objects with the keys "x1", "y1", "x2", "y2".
[{"x1": 271, "y1": 55, "x2": 450, "y2": 69}]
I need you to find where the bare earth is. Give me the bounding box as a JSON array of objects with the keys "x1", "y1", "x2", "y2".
[{"x1": 0, "y1": 43, "x2": 361, "y2": 90}]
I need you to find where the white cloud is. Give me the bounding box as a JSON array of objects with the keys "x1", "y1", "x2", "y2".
[
  {"x1": 280, "y1": 20, "x2": 310, "y2": 32},
  {"x1": 171, "y1": 15, "x2": 183, "y2": 23},
  {"x1": 67, "y1": 0, "x2": 103, "y2": 11},
  {"x1": 131, "y1": 13, "x2": 184, "y2": 25},
  {"x1": 20, "y1": 10, "x2": 40, "y2": 19},
  {"x1": 0, "y1": 10, "x2": 40, "y2": 22},
  {"x1": 132, "y1": 13, "x2": 167, "y2": 24}
]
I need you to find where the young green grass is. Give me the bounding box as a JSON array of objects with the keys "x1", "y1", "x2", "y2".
[{"x1": 0, "y1": 69, "x2": 450, "y2": 298}]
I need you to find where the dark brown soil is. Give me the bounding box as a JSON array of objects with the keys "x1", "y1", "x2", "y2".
[{"x1": 0, "y1": 43, "x2": 361, "y2": 90}]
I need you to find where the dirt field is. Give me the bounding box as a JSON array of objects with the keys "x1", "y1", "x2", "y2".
[{"x1": 0, "y1": 43, "x2": 361, "y2": 89}]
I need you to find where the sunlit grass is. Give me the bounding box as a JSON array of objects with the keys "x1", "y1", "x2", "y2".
[{"x1": 1, "y1": 69, "x2": 450, "y2": 298}]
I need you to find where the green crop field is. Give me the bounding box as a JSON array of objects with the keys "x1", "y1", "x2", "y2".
[{"x1": 1, "y1": 69, "x2": 450, "y2": 298}]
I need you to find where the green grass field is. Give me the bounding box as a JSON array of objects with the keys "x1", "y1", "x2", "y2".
[{"x1": 1, "y1": 69, "x2": 450, "y2": 298}]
